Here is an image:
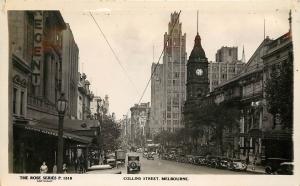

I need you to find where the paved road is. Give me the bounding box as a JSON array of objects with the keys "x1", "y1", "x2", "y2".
[{"x1": 119, "y1": 153, "x2": 254, "y2": 174}]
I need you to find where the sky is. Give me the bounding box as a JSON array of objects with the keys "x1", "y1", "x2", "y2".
[{"x1": 60, "y1": 1, "x2": 291, "y2": 119}]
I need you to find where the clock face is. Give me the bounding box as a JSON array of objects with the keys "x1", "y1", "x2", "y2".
[{"x1": 196, "y1": 68, "x2": 203, "y2": 76}]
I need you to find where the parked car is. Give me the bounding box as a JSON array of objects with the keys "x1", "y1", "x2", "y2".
[
  {"x1": 143, "y1": 152, "x2": 148, "y2": 158},
  {"x1": 276, "y1": 162, "x2": 293, "y2": 175},
  {"x1": 106, "y1": 158, "x2": 116, "y2": 168},
  {"x1": 194, "y1": 156, "x2": 206, "y2": 166},
  {"x1": 228, "y1": 159, "x2": 247, "y2": 171},
  {"x1": 186, "y1": 155, "x2": 194, "y2": 164},
  {"x1": 218, "y1": 157, "x2": 231, "y2": 169},
  {"x1": 147, "y1": 153, "x2": 154, "y2": 160},
  {"x1": 127, "y1": 153, "x2": 141, "y2": 174},
  {"x1": 86, "y1": 165, "x2": 121, "y2": 174},
  {"x1": 265, "y1": 158, "x2": 290, "y2": 174},
  {"x1": 205, "y1": 156, "x2": 218, "y2": 167}
]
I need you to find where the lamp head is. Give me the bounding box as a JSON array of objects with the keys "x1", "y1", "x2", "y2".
[{"x1": 57, "y1": 93, "x2": 68, "y2": 114}]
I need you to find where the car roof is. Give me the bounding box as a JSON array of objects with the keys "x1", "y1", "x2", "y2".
[{"x1": 280, "y1": 162, "x2": 293, "y2": 165}]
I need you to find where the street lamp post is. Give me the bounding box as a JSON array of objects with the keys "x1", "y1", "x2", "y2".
[{"x1": 57, "y1": 93, "x2": 67, "y2": 173}]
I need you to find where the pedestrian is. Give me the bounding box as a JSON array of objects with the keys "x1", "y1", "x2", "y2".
[
  {"x1": 246, "y1": 156, "x2": 249, "y2": 165},
  {"x1": 52, "y1": 165, "x2": 57, "y2": 173},
  {"x1": 40, "y1": 161, "x2": 48, "y2": 173},
  {"x1": 252, "y1": 156, "x2": 257, "y2": 170},
  {"x1": 74, "y1": 158, "x2": 78, "y2": 173},
  {"x1": 62, "y1": 163, "x2": 68, "y2": 173}
]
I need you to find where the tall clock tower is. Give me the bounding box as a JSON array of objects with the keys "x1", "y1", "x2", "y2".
[{"x1": 186, "y1": 32, "x2": 209, "y2": 102}]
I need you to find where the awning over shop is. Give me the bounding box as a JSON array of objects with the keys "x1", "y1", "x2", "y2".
[{"x1": 14, "y1": 122, "x2": 93, "y2": 144}]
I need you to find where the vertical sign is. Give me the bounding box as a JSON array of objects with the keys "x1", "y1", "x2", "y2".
[{"x1": 32, "y1": 11, "x2": 43, "y2": 86}]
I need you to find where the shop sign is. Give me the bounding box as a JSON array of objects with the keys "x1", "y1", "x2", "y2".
[{"x1": 32, "y1": 11, "x2": 43, "y2": 86}]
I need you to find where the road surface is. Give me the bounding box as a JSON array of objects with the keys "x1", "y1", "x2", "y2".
[{"x1": 118, "y1": 153, "x2": 254, "y2": 174}]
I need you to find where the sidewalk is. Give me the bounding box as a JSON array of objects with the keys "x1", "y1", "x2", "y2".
[{"x1": 246, "y1": 164, "x2": 266, "y2": 174}]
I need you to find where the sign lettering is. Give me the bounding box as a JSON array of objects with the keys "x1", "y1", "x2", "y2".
[{"x1": 32, "y1": 11, "x2": 43, "y2": 86}]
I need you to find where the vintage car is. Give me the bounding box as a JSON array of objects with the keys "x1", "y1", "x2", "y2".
[
  {"x1": 147, "y1": 153, "x2": 154, "y2": 160},
  {"x1": 228, "y1": 159, "x2": 247, "y2": 171},
  {"x1": 127, "y1": 154, "x2": 141, "y2": 173},
  {"x1": 265, "y1": 158, "x2": 290, "y2": 174},
  {"x1": 276, "y1": 162, "x2": 293, "y2": 175},
  {"x1": 143, "y1": 152, "x2": 148, "y2": 158},
  {"x1": 106, "y1": 158, "x2": 116, "y2": 168},
  {"x1": 194, "y1": 156, "x2": 206, "y2": 166},
  {"x1": 218, "y1": 157, "x2": 231, "y2": 169},
  {"x1": 86, "y1": 165, "x2": 121, "y2": 174}
]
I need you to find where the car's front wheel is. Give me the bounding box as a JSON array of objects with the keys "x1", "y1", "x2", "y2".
[{"x1": 265, "y1": 166, "x2": 272, "y2": 174}]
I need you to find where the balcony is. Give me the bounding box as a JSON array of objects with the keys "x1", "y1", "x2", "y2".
[{"x1": 27, "y1": 95, "x2": 57, "y2": 114}]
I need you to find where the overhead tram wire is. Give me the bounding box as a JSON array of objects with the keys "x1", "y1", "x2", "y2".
[
  {"x1": 137, "y1": 10, "x2": 182, "y2": 105},
  {"x1": 89, "y1": 11, "x2": 140, "y2": 95}
]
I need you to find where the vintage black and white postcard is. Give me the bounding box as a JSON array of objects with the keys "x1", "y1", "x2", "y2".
[{"x1": 0, "y1": 0, "x2": 299, "y2": 186}]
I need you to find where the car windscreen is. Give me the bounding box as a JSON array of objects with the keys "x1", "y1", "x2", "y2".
[{"x1": 128, "y1": 156, "x2": 139, "y2": 161}]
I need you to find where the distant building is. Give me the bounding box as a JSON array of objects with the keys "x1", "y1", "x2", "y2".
[
  {"x1": 149, "y1": 63, "x2": 163, "y2": 136},
  {"x1": 90, "y1": 96, "x2": 102, "y2": 119},
  {"x1": 208, "y1": 60, "x2": 245, "y2": 91},
  {"x1": 62, "y1": 23, "x2": 79, "y2": 119},
  {"x1": 77, "y1": 73, "x2": 94, "y2": 120},
  {"x1": 208, "y1": 46, "x2": 246, "y2": 91},
  {"x1": 130, "y1": 102, "x2": 150, "y2": 147},
  {"x1": 215, "y1": 46, "x2": 238, "y2": 63},
  {"x1": 161, "y1": 12, "x2": 187, "y2": 132}
]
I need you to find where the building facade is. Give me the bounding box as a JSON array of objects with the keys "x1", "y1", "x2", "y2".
[
  {"x1": 90, "y1": 96, "x2": 102, "y2": 119},
  {"x1": 62, "y1": 23, "x2": 79, "y2": 119},
  {"x1": 9, "y1": 11, "x2": 92, "y2": 173},
  {"x1": 130, "y1": 102, "x2": 151, "y2": 147},
  {"x1": 209, "y1": 46, "x2": 245, "y2": 91},
  {"x1": 210, "y1": 29, "x2": 293, "y2": 163},
  {"x1": 208, "y1": 61, "x2": 245, "y2": 91},
  {"x1": 215, "y1": 46, "x2": 238, "y2": 63},
  {"x1": 161, "y1": 12, "x2": 187, "y2": 132},
  {"x1": 77, "y1": 73, "x2": 94, "y2": 120},
  {"x1": 149, "y1": 63, "x2": 163, "y2": 136}
]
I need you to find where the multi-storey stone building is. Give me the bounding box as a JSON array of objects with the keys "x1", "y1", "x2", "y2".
[
  {"x1": 149, "y1": 63, "x2": 163, "y2": 136},
  {"x1": 130, "y1": 102, "x2": 150, "y2": 147},
  {"x1": 62, "y1": 23, "x2": 79, "y2": 119},
  {"x1": 210, "y1": 28, "x2": 293, "y2": 164},
  {"x1": 9, "y1": 11, "x2": 92, "y2": 173},
  {"x1": 162, "y1": 12, "x2": 187, "y2": 132},
  {"x1": 215, "y1": 46, "x2": 238, "y2": 63},
  {"x1": 209, "y1": 46, "x2": 245, "y2": 91},
  {"x1": 77, "y1": 73, "x2": 94, "y2": 120}
]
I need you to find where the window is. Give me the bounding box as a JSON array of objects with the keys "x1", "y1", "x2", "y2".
[
  {"x1": 13, "y1": 88, "x2": 17, "y2": 114},
  {"x1": 173, "y1": 113, "x2": 179, "y2": 119},
  {"x1": 20, "y1": 91, "x2": 24, "y2": 115},
  {"x1": 174, "y1": 72, "x2": 180, "y2": 78},
  {"x1": 229, "y1": 49, "x2": 232, "y2": 56},
  {"x1": 167, "y1": 113, "x2": 171, "y2": 118}
]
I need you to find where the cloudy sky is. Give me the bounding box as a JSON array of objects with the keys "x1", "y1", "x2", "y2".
[{"x1": 59, "y1": 1, "x2": 291, "y2": 119}]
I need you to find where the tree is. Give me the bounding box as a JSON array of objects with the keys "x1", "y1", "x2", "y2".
[
  {"x1": 100, "y1": 116, "x2": 121, "y2": 153},
  {"x1": 186, "y1": 102, "x2": 240, "y2": 155},
  {"x1": 265, "y1": 52, "x2": 293, "y2": 129}
]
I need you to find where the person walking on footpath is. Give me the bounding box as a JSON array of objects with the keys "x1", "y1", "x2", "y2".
[
  {"x1": 40, "y1": 161, "x2": 48, "y2": 173},
  {"x1": 52, "y1": 165, "x2": 57, "y2": 173},
  {"x1": 252, "y1": 156, "x2": 257, "y2": 170},
  {"x1": 74, "y1": 158, "x2": 79, "y2": 173},
  {"x1": 63, "y1": 163, "x2": 68, "y2": 173}
]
